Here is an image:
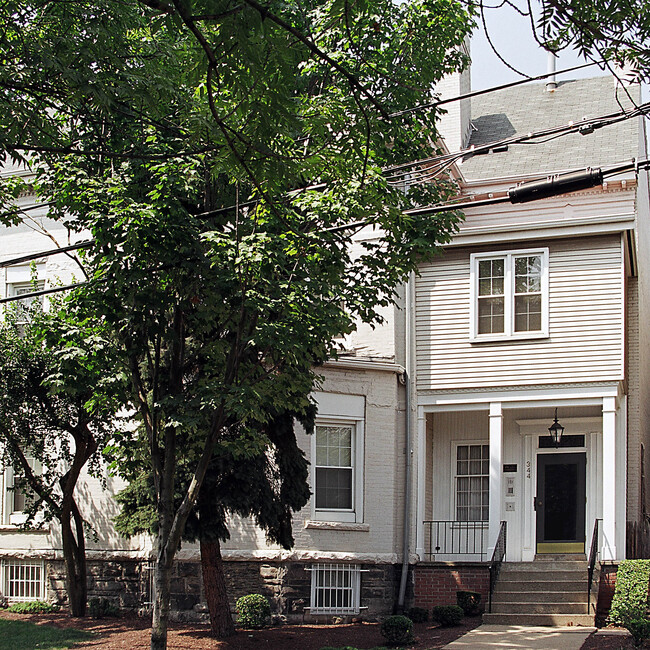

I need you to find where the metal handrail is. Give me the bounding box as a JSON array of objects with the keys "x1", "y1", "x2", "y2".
[
  {"x1": 423, "y1": 520, "x2": 488, "y2": 560},
  {"x1": 587, "y1": 519, "x2": 601, "y2": 614},
  {"x1": 488, "y1": 521, "x2": 507, "y2": 613}
]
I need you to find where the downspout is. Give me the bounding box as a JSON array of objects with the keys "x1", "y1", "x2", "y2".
[{"x1": 397, "y1": 271, "x2": 416, "y2": 611}]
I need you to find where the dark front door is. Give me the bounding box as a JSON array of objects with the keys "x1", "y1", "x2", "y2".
[{"x1": 536, "y1": 453, "x2": 586, "y2": 554}]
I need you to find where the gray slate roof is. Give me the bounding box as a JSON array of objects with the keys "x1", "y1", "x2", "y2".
[{"x1": 460, "y1": 76, "x2": 641, "y2": 181}]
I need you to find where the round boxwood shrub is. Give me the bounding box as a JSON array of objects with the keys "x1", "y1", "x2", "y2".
[
  {"x1": 431, "y1": 604, "x2": 464, "y2": 627},
  {"x1": 236, "y1": 593, "x2": 271, "y2": 629},
  {"x1": 380, "y1": 614, "x2": 414, "y2": 645},
  {"x1": 405, "y1": 606, "x2": 429, "y2": 623}
]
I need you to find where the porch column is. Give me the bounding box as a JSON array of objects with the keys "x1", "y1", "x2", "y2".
[
  {"x1": 415, "y1": 407, "x2": 426, "y2": 559},
  {"x1": 602, "y1": 397, "x2": 617, "y2": 560},
  {"x1": 488, "y1": 402, "x2": 503, "y2": 556}
]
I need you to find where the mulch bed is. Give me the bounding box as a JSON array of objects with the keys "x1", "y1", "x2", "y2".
[
  {"x1": 2, "y1": 610, "x2": 644, "y2": 649},
  {"x1": 0, "y1": 611, "x2": 482, "y2": 649}
]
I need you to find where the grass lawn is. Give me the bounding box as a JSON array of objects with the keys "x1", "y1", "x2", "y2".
[{"x1": 0, "y1": 617, "x2": 93, "y2": 649}]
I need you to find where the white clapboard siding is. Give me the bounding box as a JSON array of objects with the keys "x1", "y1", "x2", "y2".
[
  {"x1": 415, "y1": 235, "x2": 623, "y2": 390},
  {"x1": 459, "y1": 189, "x2": 635, "y2": 233}
]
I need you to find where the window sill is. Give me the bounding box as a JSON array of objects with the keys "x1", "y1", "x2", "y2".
[
  {"x1": 305, "y1": 520, "x2": 370, "y2": 532},
  {"x1": 470, "y1": 332, "x2": 549, "y2": 344},
  {"x1": 0, "y1": 525, "x2": 47, "y2": 533}
]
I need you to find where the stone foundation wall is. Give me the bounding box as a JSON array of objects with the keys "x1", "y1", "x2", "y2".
[
  {"x1": 46, "y1": 558, "x2": 400, "y2": 622},
  {"x1": 412, "y1": 563, "x2": 490, "y2": 610},
  {"x1": 47, "y1": 559, "x2": 150, "y2": 610}
]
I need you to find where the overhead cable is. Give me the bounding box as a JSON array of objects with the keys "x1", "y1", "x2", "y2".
[
  {"x1": 5, "y1": 158, "x2": 648, "y2": 303},
  {"x1": 388, "y1": 62, "x2": 601, "y2": 118}
]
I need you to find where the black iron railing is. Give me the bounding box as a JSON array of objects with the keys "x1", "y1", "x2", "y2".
[
  {"x1": 587, "y1": 519, "x2": 601, "y2": 614},
  {"x1": 423, "y1": 520, "x2": 488, "y2": 560},
  {"x1": 488, "y1": 521, "x2": 507, "y2": 613}
]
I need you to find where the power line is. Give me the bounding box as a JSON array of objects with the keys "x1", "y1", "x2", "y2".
[
  {"x1": 0, "y1": 240, "x2": 93, "y2": 268},
  {"x1": 388, "y1": 62, "x2": 601, "y2": 119},
  {"x1": 5, "y1": 158, "x2": 647, "y2": 303}
]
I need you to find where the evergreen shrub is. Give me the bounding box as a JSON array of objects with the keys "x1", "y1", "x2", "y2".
[
  {"x1": 431, "y1": 604, "x2": 464, "y2": 626},
  {"x1": 405, "y1": 606, "x2": 429, "y2": 623},
  {"x1": 626, "y1": 618, "x2": 650, "y2": 647},
  {"x1": 88, "y1": 597, "x2": 120, "y2": 618},
  {"x1": 608, "y1": 560, "x2": 650, "y2": 625},
  {"x1": 236, "y1": 593, "x2": 271, "y2": 629},
  {"x1": 380, "y1": 614, "x2": 414, "y2": 645}
]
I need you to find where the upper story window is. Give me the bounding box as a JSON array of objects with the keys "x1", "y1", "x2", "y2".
[
  {"x1": 8, "y1": 281, "x2": 45, "y2": 323},
  {"x1": 470, "y1": 248, "x2": 549, "y2": 341}
]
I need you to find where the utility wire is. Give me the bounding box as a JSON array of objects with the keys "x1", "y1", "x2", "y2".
[
  {"x1": 0, "y1": 240, "x2": 93, "y2": 268},
  {"x1": 2, "y1": 99, "x2": 646, "y2": 275},
  {"x1": 388, "y1": 62, "x2": 601, "y2": 118},
  {"x1": 4, "y1": 158, "x2": 648, "y2": 303}
]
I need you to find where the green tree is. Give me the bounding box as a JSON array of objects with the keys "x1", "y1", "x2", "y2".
[
  {"x1": 6, "y1": 3, "x2": 472, "y2": 648},
  {"x1": 10, "y1": 0, "x2": 650, "y2": 648},
  {"x1": 0, "y1": 308, "x2": 124, "y2": 617}
]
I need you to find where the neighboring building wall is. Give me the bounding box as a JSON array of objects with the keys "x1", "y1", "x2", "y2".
[
  {"x1": 222, "y1": 365, "x2": 406, "y2": 562},
  {"x1": 416, "y1": 235, "x2": 624, "y2": 390},
  {"x1": 627, "y1": 278, "x2": 641, "y2": 524}
]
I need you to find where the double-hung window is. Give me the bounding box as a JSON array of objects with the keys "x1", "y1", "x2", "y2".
[
  {"x1": 9, "y1": 281, "x2": 45, "y2": 323},
  {"x1": 2, "y1": 559, "x2": 45, "y2": 602},
  {"x1": 455, "y1": 443, "x2": 489, "y2": 522},
  {"x1": 311, "y1": 392, "x2": 364, "y2": 524},
  {"x1": 315, "y1": 425, "x2": 354, "y2": 511},
  {"x1": 4, "y1": 459, "x2": 41, "y2": 526},
  {"x1": 470, "y1": 248, "x2": 549, "y2": 340}
]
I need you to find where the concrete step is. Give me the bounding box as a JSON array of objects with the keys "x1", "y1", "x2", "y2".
[
  {"x1": 493, "y1": 580, "x2": 586, "y2": 592},
  {"x1": 492, "y1": 590, "x2": 587, "y2": 603},
  {"x1": 503, "y1": 560, "x2": 587, "y2": 570},
  {"x1": 490, "y1": 602, "x2": 589, "y2": 614},
  {"x1": 498, "y1": 570, "x2": 587, "y2": 582},
  {"x1": 482, "y1": 612, "x2": 595, "y2": 626},
  {"x1": 533, "y1": 554, "x2": 587, "y2": 562}
]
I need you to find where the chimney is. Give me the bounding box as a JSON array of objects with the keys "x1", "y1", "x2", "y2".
[
  {"x1": 546, "y1": 52, "x2": 557, "y2": 92},
  {"x1": 435, "y1": 38, "x2": 472, "y2": 152}
]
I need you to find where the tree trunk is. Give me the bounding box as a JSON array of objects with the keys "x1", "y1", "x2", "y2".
[
  {"x1": 61, "y1": 500, "x2": 88, "y2": 617},
  {"x1": 201, "y1": 537, "x2": 235, "y2": 638},
  {"x1": 151, "y1": 555, "x2": 172, "y2": 650}
]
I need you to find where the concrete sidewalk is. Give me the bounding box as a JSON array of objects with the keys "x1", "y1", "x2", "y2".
[{"x1": 442, "y1": 624, "x2": 596, "y2": 649}]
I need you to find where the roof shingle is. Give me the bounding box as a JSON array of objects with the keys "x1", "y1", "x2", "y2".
[{"x1": 460, "y1": 77, "x2": 640, "y2": 181}]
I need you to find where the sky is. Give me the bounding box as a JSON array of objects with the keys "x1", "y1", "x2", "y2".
[{"x1": 469, "y1": 3, "x2": 607, "y2": 91}]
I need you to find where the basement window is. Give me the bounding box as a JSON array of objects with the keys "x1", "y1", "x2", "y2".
[
  {"x1": 3, "y1": 559, "x2": 45, "y2": 602},
  {"x1": 309, "y1": 563, "x2": 362, "y2": 615}
]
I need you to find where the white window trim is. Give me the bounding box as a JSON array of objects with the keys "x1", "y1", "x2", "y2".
[
  {"x1": 452, "y1": 440, "x2": 490, "y2": 524},
  {"x1": 469, "y1": 248, "x2": 549, "y2": 342},
  {"x1": 308, "y1": 563, "x2": 362, "y2": 615},
  {"x1": 1, "y1": 559, "x2": 46, "y2": 602},
  {"x1": 311, "y1": 416, "x2": 364, "y2": 524}
]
